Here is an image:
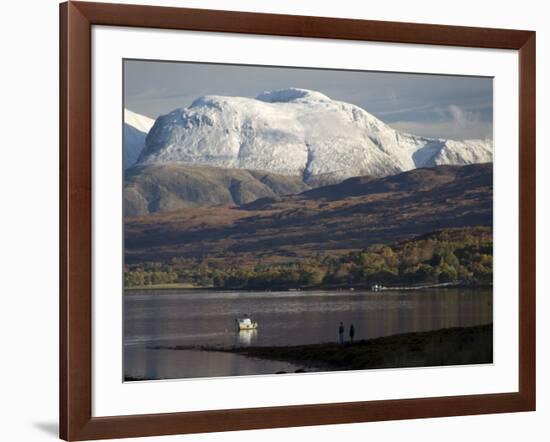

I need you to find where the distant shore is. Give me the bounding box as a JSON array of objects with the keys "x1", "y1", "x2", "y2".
[
  {"x1": 125, "y1": 281, "x2": 492, "y2": 293},
  {"x1": 124, "y1": 282, "x2": 211, "y2": 291},
  {"x1": 149, "y1": 324, "x2": 493, "y2": 373}
]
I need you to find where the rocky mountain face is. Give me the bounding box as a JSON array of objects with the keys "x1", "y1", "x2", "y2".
[{"x1": 135, "y1": 88, "x2": 492, "y2": 183}]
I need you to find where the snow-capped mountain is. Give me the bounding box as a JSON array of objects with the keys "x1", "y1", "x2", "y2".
[
  {"x1": 124, "y1": 109, "x2": 155, "y2": 169},
  {"x1": 137, "y1": 88, "x2": 492, "y2": 181}
]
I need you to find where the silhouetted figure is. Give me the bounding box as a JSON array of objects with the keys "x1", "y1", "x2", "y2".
[
  {"x1": 338, "y1": 322, "x2": 344, "y2": 344},
  {"x1": 349, "y1": 324, "x2": 355, "y2": 343}
]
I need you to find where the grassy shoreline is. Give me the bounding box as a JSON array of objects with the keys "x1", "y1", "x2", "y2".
[{"x1": 150, "y1": 324, "x2": 493, "y2": 373}]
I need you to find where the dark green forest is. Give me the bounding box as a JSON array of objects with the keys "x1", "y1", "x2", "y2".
[{"x1": 124, "y1": 227, "x2": 492, "y2": 290}]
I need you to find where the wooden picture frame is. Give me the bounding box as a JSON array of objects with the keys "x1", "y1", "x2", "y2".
[{"x1": 59, "y1": 1, "x2": 536, "y2": 440}]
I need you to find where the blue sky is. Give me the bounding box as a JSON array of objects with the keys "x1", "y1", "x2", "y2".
[{"x1": 124, "y1": 59, "x2": 493, "y2": 140}]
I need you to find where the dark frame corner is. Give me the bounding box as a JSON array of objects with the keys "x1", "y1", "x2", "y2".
[{"x1": 60, "y1": 1, "x2": 535, "y2": 440}]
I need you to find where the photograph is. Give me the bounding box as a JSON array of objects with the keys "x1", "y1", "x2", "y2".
[
  {"x1": 3, "y1": 0, "x2": 544, "y2": 440},
  {"x1": 123, "y1": 60, "x2": 494, "y2": 381}
]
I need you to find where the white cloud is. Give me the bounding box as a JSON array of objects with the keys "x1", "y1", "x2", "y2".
[{"x1": 448, "y1": 104, "x2": 467, "y2": 128}]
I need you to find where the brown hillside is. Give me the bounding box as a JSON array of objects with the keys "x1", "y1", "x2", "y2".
[{"x1": 125, "y1": 163, "x2": 492, "y2": 265}]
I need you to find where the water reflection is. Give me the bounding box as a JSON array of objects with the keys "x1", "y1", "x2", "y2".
[
  {"x1": 124, "y1": 288, "x2": 492, "y2": 380},
  {"x1": 237, "y1": 329, "x2": 258, "y2": 346}
]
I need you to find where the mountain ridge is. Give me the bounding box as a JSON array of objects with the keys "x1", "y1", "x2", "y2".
[
  {"x1": 124, "y1": 109, "x2": 155, "y2": 169},
  {"x1": 124, "y1": 163, "x2": 311, "y2": 216},
  {"x1": 136, "y1": 88, "x2": 492, "y2": 182}
]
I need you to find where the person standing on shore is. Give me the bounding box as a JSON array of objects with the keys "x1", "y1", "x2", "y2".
[
  {"x1": 349, "y1": 323, "x2": 355, "y2": 343},
  {"x1": 338, "y1": 322, "x2": 344, "y2": 344}
]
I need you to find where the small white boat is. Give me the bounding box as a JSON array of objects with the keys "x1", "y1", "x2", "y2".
[{"x1": 236, "y1": 316, "x2": 258, "y2": 331}]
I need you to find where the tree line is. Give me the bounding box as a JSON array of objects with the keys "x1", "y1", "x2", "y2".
[{"x1": 124, "y1": 227, "x2": 492, "y2": 289}]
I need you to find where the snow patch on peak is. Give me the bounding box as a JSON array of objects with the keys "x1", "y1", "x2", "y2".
[
  {"x1": 124, "y1": 108, "x2": 155, "y2": 133},
  {"x1": 190, "y1": 95, "x2": 232, "y2": 110},
  {"x1": 124, "y1": 109, "x2": 156, "y2": 169},
  {"x1": 256, "y1": 88, "x2": 331, "y2": 103}
]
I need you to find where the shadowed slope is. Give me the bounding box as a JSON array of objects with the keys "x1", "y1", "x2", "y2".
[
  {"x1": 125, "y1": 163, "x2": 492, "y2": 265},
  {"x1": 125, "y1": 163, "x2": 311, "y2": 216}
]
